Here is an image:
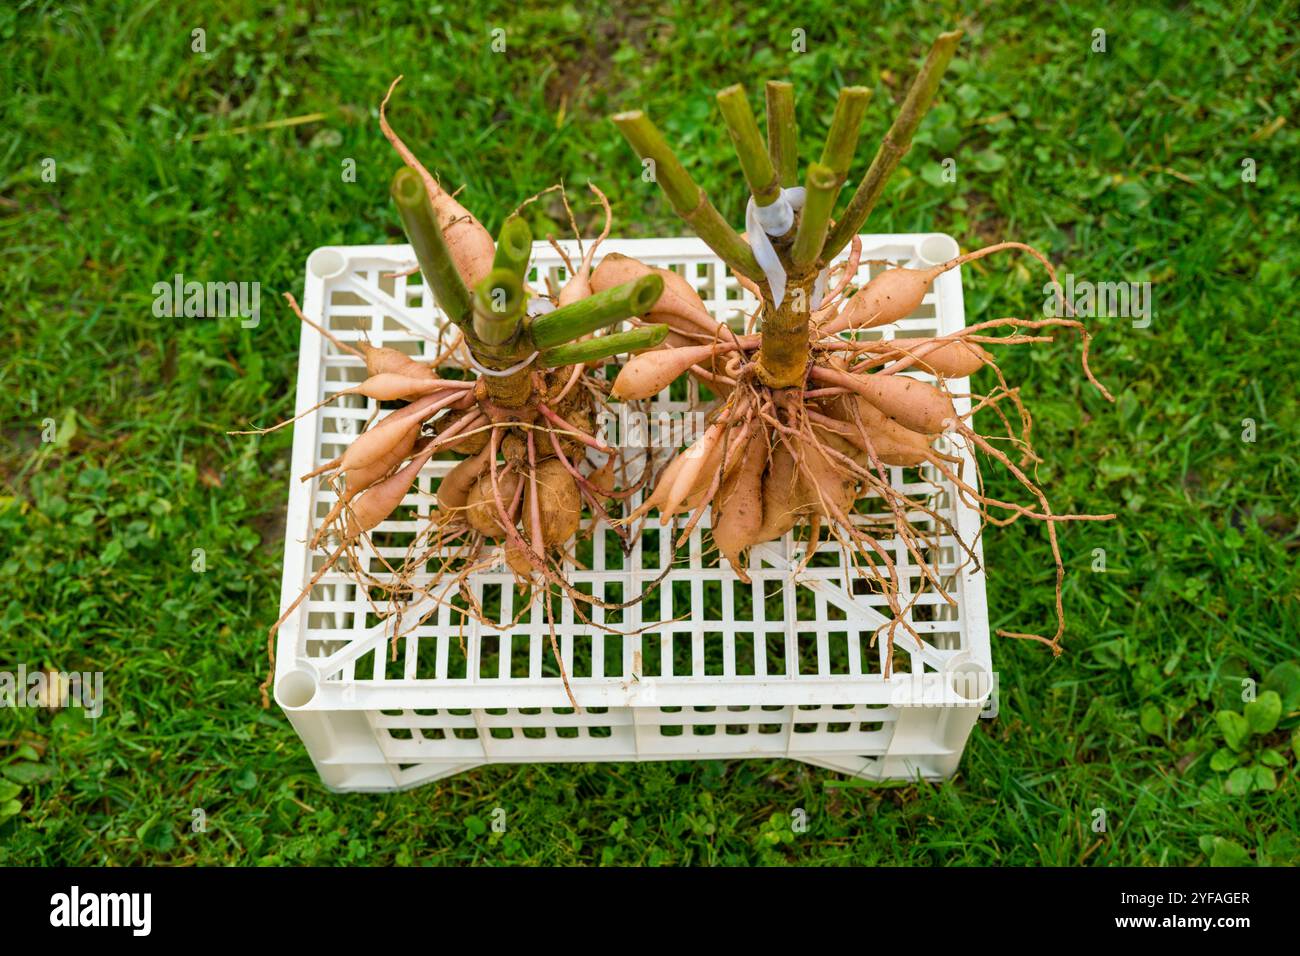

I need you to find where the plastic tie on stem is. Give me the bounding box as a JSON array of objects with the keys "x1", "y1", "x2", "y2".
[
  {"x1": 744, "y1": 186, "x2": 829, "y2": 311},
  {"x1": 466, "y1": 350, "x2": 540, "y2": 377}
]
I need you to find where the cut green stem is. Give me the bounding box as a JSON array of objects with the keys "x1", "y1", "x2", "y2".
[
  {"x1": 390, "y1": 167, "x2": 471, "y2": 325},
  {"x1": 612, "y1": 110, "x2": 762, "y2": 282},
  {"x1": 823, "y1": 30, "x2": 962, "y2": 260},
  {"x1": 716, "y1": 84, "x2": 782, "y2": 207},
  {"x1": 765, "y1": 81, "x2": 798, "y2": 188},
  {"x1": 473, "y1": 267, "x2": 526, "y2": 347},
  {"x1": 539, "y1": 324, "x2": 670, "y2": 367},
  {"x1": 789, "y1": 162, "x2": 840, "y2": 273},
  {"x1": 531, "y1": 274, "x2": 664, "y2": 349},
  {"x1": 493, "y1": 214, "x2": 533, "y2": 281},
  {"x1": 820, "y1": 86, "x2": 872, "y2": 176},
  {"x1": 787, "y1": 87, "x2": 871, "y2": 272}
]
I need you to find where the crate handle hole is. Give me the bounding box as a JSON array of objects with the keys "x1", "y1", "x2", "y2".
[
  {"x1": 918, "y1": 234, "x2": 959, "y2": 267},
  {"x1": 308, "y1": 247, "x2": 347, "y2": 281},
  {"x1": 276, "y1": 668, "x2": 319, "y2": 709},
  {"x1": 945, "y1": 660, "x2": 991, "y2": 703}
]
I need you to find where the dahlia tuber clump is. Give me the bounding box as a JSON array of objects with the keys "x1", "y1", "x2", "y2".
[
  {"x1": 253, "y1": 79, "x2": 673, "y2": 705},
  {"x1": 605, "y1": 31, "x2": 1115, "y2": 664}
]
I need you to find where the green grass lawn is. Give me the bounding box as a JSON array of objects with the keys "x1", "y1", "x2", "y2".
[{"x1": 2, "y1": 0, "x2": 1298, "y2": 866}]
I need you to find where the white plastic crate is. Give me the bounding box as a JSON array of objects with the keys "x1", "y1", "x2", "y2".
[{"x1": 273, "y1": 235, "x2": 994, "y2": 793}]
